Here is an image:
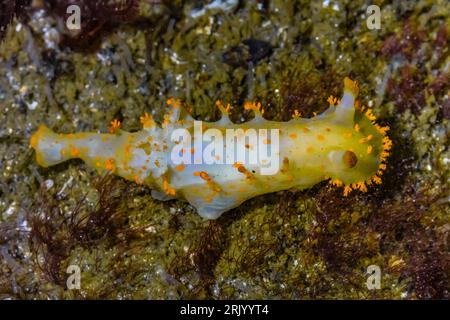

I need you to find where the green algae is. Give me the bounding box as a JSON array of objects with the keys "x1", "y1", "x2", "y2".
[{"x1": 0, "y1": 0, "x2": 449, "y2": 299}]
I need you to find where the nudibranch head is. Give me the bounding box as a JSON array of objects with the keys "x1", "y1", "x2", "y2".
[{"x1": 325, "y1": 77, "x2": 392, "y2": 196}]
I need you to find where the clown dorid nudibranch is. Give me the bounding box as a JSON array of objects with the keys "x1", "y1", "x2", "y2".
[{"x1": 30, "y1": 78, "x2": 392, "y2": 219}]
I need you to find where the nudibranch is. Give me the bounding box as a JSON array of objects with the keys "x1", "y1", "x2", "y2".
[{"x1": 30, "y1": 78, "x2": 391, "y2": 219}]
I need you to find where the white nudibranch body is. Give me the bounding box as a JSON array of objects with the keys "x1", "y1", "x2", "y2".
[{"x1": 30, "y1": 78, "x2": 392, "y2": 219}]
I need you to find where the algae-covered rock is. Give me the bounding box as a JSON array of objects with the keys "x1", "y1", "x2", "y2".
[{"x1": 0, "y1": 0, "x2": 448, "y2": 299}]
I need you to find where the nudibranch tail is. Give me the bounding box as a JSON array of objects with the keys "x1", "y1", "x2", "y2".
[
  {"x1": 30, "y1": 124, "x2": 75, "y2": 168},
  {"x1": 30, "y1": 77, "x2": 392, "y2": 219},
  {"x1": 30, "y1": 124, "x2": 125, "y2": 169}
]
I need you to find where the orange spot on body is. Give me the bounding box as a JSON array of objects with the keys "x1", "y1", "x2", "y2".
[
  {"x1": 105, "y1": 158, "x2": 116, "y2": 171},
  {"x1": 359, "y1": 134, "x2": 374, "y2": 144},
  {"x1": 163, "y1": 177, "x2": 176, "y2": 196},
  {"x1": 125, "y1": 144, "x2": 132, "y2": 157},
  {"x1": 70, "y1": 147, "x2": 79, "y2": 157},
  {"x1": 233, "y1": 162, "x2": 254, "y2": 179},
  {"x1": 200, "y1": 171, "x2": 211, "y2": 181},
  {"x1": 344, "y1": 132, "x2": 353, "y2": 139},
  {"x1": 281, "y1": 157, "x2": 290, "y2": 173}
]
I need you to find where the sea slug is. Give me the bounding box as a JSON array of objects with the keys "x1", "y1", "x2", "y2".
[{"x1": 30, "y1": 78, "x2": 392, "y2": 219}]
